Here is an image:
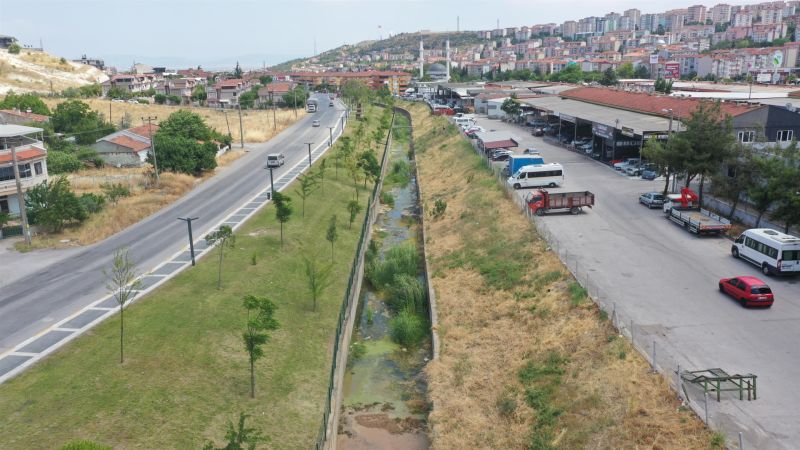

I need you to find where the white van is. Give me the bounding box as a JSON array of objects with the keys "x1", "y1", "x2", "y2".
[
  {"x1": 732, "y1": 228, "x2": 800, "y2": 275},
  {"x1": 453, "y1": 117, "x2": 474, "y2": 127},
  {"x1": 506, "y1": 163, "x2": 564, "y2": 189},
  {"x1": 266, "y1": 153, "x2": 285, "y2": 168}
]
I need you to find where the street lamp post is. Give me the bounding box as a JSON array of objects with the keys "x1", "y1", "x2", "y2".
[
  {"x1": 268, "y1": 167, "x2": 275, "y2": 198},
  {"x1": 305, "y1": 142, "x2": 313, "y2": 167},
  {"x1": 177, "y1": 217, "x2": 199, "y2": 266},
  {"x1": 328, "y1": 126, "x2": 334, "y2": 147}
]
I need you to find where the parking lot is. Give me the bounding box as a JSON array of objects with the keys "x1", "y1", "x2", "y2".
[{"x1": 465, "y1": 114, "x2": 800, "y2": 449}]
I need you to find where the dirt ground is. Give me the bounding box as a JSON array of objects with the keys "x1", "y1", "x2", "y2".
[
  {"x1": 406, "y1": 102, "x2": 717, "y2": 450},
  {"x1": 338, "y1": 406, "x2": 430, "y2": 450}
]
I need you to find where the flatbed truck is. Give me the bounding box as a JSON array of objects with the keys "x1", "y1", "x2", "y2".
[{"x1": 666, "y1": 208, "x2": 731, "y2": 235}]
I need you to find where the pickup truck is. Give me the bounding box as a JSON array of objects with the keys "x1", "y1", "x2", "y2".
[
  {"x1": 666, "y1": 208, "x2": 731, "y2": 235},
  {"x1": 525, "y1": 189, "x2": 595, "y2": 216}
]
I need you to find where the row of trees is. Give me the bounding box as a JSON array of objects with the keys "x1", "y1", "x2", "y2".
[{"x1": 642, "y1": 101, "x2": 800, "y2": 232}]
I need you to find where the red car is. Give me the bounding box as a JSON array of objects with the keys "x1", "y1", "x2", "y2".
[{"x1": 718, "y1": 276, "x2": 774, "y2": 308}]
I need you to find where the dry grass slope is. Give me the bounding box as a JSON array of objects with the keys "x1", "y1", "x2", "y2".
[
  {"x1": 43, "y1": 98, "x2": 306, "y2": 144},
  {"x1": 0, "y1": 50, "x2": 107, "y2": 94},
  {"x1": 407, "y1": 102, "x2": 715, "y2": 450}
]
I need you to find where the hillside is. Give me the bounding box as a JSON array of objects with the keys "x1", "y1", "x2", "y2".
[
  {"x1": 0, "y1": 49, "x2": 108, "y2": 95},
  {"x1": 272, "y1": 30, "x2": 483, "y2": 70}
]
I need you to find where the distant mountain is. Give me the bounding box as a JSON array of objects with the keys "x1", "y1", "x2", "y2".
[
  {"x1": 0, "y1": 49, "x2": 107, "y2": 95},
  {"x1": 271, "y1": 31, "x2": 483, "y2": 71}
]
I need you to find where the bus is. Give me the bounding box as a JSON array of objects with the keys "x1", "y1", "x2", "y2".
[
  {"x1": 506, "y1": 163, "x2": 564, "y2": 189},
  {"x1": 732, "y1": 228, "x2": 800, "y2": 275},
  {"x1": 306, "y1": 98, "x2": 318, "y2": 113}
]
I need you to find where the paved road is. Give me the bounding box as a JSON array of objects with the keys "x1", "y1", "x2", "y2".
[
  {"x1": 478, "y1": 116, "x2": 800, "y2": 449},
  {"x1": 0, "y1": 96, "x2": 343, "y2": 362}
]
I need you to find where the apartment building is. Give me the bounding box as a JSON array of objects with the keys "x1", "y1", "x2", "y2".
[{"x1": 0, "y1": 125, "x2": 47, "y2": 217}]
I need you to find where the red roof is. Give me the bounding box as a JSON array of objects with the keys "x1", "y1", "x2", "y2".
[
  {"x1": 560, "y1": 87, "x2": 760, "y2": 119},
  {"x1": 483, "y1": 139, "x2": 519, "y2": 150},
  {"x1": 109, "y1": 135, "x2": 150, "y2": 153},
  {"x1": 126, "y1": 124, "x2": 159, "y2": 139},
  {"x1": 0, "y1": 109, "x2": 50, "y2": 122},
  {"x1": 0, "y1": 148, "x2": 46, "y2": 164}
]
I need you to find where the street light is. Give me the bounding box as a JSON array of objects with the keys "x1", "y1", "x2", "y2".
[
  {"x1": 177, "y1": 217, "x2": 199, "y2": 266},
  {"x1": 661, "y1": 108, "x2": 674, "y2": 133},
  {"x1": 263, "y1": 163, "x2": 275, "y2": 198},
  {"x1": 305, "y1": 142, "x2": 313, "y2": 167},
  {"x1": 327, "y1": 126, "x2": 334, "y2": 147}
]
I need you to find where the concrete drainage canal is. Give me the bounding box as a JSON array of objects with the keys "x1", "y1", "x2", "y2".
[{"x1": 337, "y1": 114, "x2": 431, "y2": 449}]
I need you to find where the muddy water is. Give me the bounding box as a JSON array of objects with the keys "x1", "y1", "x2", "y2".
[{"x1": 337, "y1": 140, "x2": 431, "y2": 449}]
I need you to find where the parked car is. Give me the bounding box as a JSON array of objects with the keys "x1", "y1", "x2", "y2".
[
  {"x1": 614, "y1": 158, "x2": 640, "y2": 171},
  {"x1": 491, "y1": 150, "x2": 514, "y2": 161},
  {"x1": 531, "y1": 127, "x2": 545, "y2": 137},
  {"x1": 639, "y1": 192, "x2": 665, "y2": 209},
  {"x1": 718, "y1": 276, "x2": 774, "y2": 307},
  {"x1": 523, "y1": 148, "x2": 541, "y2": 155},
  {"x1": 641, "y1": 165, "x2": 659, "y2": 180},
  {"x1": 312, "y1": 120, "x2": 320, "y2": 127},
  {"x1": 625, "y1": 165, "x2": 643, "y2": 176}
]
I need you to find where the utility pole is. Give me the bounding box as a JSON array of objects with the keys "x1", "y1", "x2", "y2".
[
  {"x1": 237, "y1": 103, "x2": 244, "y2": 148},
  {"x1": 109, "y1": 98, "x2": 112, "y2": 126},
  {"x1": 177, "y1": 217, "x2": 199, "y2": 266},
  {"x1": 269, "y1": 92, "x2": 276, "y2": 131},
  {"x1": 305, "y1": 142, "x2": 313, "y2": 167},
  {"x1": 293, "y1": 90, "x2": 298, "y2": 118},
  {"x1": 142, "y1": 116, "x2": 159, "y2": 183},
  {"x1": 9, "y1": 144, "x2": 32, "y2": 245},
  {"x1": 268, "y1": 167, "x2": 275, "y2": 198},
  {"x1": 327, "y1": 126, "x2": 334, "y2": 147},
  {"x1": 223, "y1": 109, "x2": 232, "y2": 138}
]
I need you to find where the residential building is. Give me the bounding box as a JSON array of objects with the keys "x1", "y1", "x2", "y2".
[
  {"x1": 0, "y1": 125, "x2": 47, "y2": 216},
  {"x1": 155, "y1": 78, "x2": 200, "y2": 104},
  {"x1": 72, "y1": 55, "x2": 105, "y2": 71},
  {"x1": 761, "y1": 7, "x2": 785, "y2": 24},
  {"x1": 733, "y1": 12, "x2": 754, "y2": 27},
  {"x1": 101, "y1": 73, "x2": 159, "y2": 96},
  {"x1": 710, "y1": 4, "x2": 733, "y2": 24},
  {"x1": 207, "y1": 78, "x2": 249, "y2": 108},
  {"x1": 624, "y1": 9, "x2": 642, "y2": 29},
  {"x1": 0, "y1": 109, "x2": 50, "y2": 126},
  {"x1": 92, "y1": 124, "x2": 158, "y2": 167},
  {"x1": 257, "y1": 82, "x2": 295, "y2": 106},
  {"x1": 688, "y1": 5, "x2": 708, "y2": 23}
]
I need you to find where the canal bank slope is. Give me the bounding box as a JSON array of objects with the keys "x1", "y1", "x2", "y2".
[{"x1": 406, "y1": 102, "x2": 716, "y2": 449}]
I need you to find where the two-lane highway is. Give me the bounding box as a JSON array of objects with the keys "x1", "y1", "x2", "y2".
[{"x1": 0, "y1": 95, "x2": 343, "y2": 367}]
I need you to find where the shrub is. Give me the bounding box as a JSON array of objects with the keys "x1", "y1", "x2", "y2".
[
  {"x1": 8, "y1": 43, "x2": 20, "y2": 54},
  {"x1": 79, "y1": 193, "x2": 105, "y2": 213},
  {"x1": 567, "y1": 281, "x2": 587, "y2": 307},
  {"x1": 25, "y1": 176, "x2": 87, "y2": 232},
  {"x1": 379, "y1": 191, "x2": 395, "y2": 208},
  {"x1": 154, "y1": 93, "x2": 166, "y2": 104},
  {"x1": 388, "y1": 274, "x2": 426, "y2": 314},
  {"x1": 386, "y1": 159, "x2": 411, "y2": 186},
  {"x1": 431, "y1": 198, "x2": 447, "y2": 219},
  {"x1": 389, "y1": 310, "x2": 427, "y2": 347},
  {"x1": 100, "y1": 182, "x2": 131, "y2": 204},
  {"x1": 167, "y1": 94, "x2": 181, "y2": 105},
  {"x1": 137, "y1": 98, "x2": 149, "y2": 104},
  {"x1": 497, "y1": 394, "x2": 517, "y2": 418},
  {"x1": 47, "y1": 151, "x2": 83, "y2": 174}
]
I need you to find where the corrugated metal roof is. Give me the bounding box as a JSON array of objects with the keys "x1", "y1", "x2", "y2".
[{"x1": 520, "y1": 96, "x2": 675, "y2": 134}]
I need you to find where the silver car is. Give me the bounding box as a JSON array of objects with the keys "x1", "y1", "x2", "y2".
[{"x1": 639, "y1": 192, "x2": 665, "y2": 209}]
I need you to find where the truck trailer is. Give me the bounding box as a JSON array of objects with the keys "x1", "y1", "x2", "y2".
[{"x1": 525, "y1": 189, "x2": 595, "y2": 215}]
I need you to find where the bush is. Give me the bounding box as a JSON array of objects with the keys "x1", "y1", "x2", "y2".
[
  {"x1": 386, "y1": 159, "x2": 411, "y2": 186},
  {"x1": 388, "y1": 274, "x2": 426, "y2": 314},
  {"x1": 137, "y1": 98, "x2": 150, "y2": 104},
  {"x1": 47, "y1": 151, "x2": 83, "y2": 173},
  {"x1": 8, "y1": 43, "x2": 20, "y2": 54},
  {"x1": 25, "y1": 176, "x2": 87, "y2": 232},
  {"x1": 389, "y1": 310, "x2": 427, "y2": 347},
  {"x1": 431, "y1": 198, "x2": 447, "y2": 219},
  {"x1": 79, "y1": 193, "x2": 105, "y2": 213},
  {"x1": 379, "y1": 190, "x2": 395, "y2": 208},
  {"x1": 154, "y1": 93, "x2": 166, "y2": 104},
  {"x1": 100, "y1": 182, "x2": 131, "y2": 204},
  {"x1": 167, "y1": 94, "x2": 181, "y2": 105},
  {"x1": 497, "y1": 394, "x2": 517, "y2": 418}
]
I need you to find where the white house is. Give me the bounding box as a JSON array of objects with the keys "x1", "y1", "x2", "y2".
[{"x1": 0, "y1": 125, "x2": 47, "y2": 217}]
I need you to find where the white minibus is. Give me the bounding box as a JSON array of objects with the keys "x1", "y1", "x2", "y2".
[
  {"x1": 732, "y1": 228, "x2": 800, "y2": 275},
  {"x1": 506, "y1": 163, "x2": 564, "y2": 189}
]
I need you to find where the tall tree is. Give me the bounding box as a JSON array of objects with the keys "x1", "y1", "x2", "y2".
[
  {"x1": 357, "y1": 150, "x2": 381, "y2": 188},
  {"x1": 347, "y1": 199, "x2": 363, "y2": 230},
  {"x1": 51, "y1": 100, "x2": 114, "y2": 145},
  {"x1": 294, "y1": 173, "x2": 318, "y2": 217},
  {"x1": 500, "y1": 97, "x2": 521, "y2": 117},
  {"x1": 600, "y1": 67, "x2": 618, "y2": 86},
  {"x1": 325, "y1": 215, "x2": 338, "y2": 262},
  {"x1": 641, "y1": 136, "x2": 690, "y2": 195},
  {"x1": 0, "y1": 91, "x2": 51, "y2": 115},
  {"x1": 152, "y1": 110, "x2": 223, "y2": 175},
  {"x1": 748, "y1": 155, "x2": 783, "y2": 227},
  {"x1": 206, "y1": 225, "x2": 236, "y2": 290},
  {"x1": 104, "y1": 248, "x2": 141, "y2": 364},
  {"x1": 233, "y1": 62, "x2": 243, "y2": 79},
  {"x1": 241, "y1": 296, "x2": 279, "y2": 398},
  {"x1": 768, "y1": 141, "x2": 800, "y2": 232},
  {"x1": 303, "y1": 253, "x2": 332, "y2": 311},
  {"x1": 711, "y1": 144, "x2": 758, "y2": 220},
  {"x1": 272, "y1": 192, "x2": 293, "y2": 246},
  {"x1": 680, "y1": 101, "x2": 736, "y2": 203}
]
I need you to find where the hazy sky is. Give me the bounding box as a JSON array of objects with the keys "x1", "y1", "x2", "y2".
[{"x1": 1, "y1": 0, "x2": 752, "y2": 69}]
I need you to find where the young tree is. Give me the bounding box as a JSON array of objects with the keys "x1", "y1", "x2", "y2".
[
  {"x1": 325, "y1": 215, "x2": 338, "y2": 262},
  {"x1": 357, "y1": 150, "x2": 381, "y2": 188},
  {"x1": 205, "y1": 225, "x2": 235, "y2": 290},
  {"x1": 203, "y1": 412, "x2": 263, "y2": 450},
  {"x1": 616, "y1": 62, "x2": 635, "y2": 79},
  {"x1": 272, "y1": 192, "x2": 293, "y2": 246},
  {"x1": 51, "y1": 100, "x2": 115, "y2": 145},
  {"x1": 601, "y1": 67, "x2": 619, "y2": 86},
  {"x1": 500, "y1": 98, "x2": 521, "y2": 117},
  {"x1": 748, "y1": 155, "x2": 783, "y2": 227},
  {"x1": 334, "y1": 136, "x2": 354, "y2": 179},
  {"x1": 641, "y1": 136, "x2": 690, "y2": 195},
  {"x1": 294, "y1": 173, "x2": 318, "y2": 217},
  {"x1": 303, "y1": 253, "x2": 332, "y2": 311},
  {"x1": 317, "y1": 158, "x2": 327, "y2": 187},
  {"x1": 346, "y1": 199, "x2": 363, "y2": 229},
  {"x1": 769, "y1": 142, "x2": 800, "y2": 232},
  {"x1": 241, "y1": 296, "x2": 279, "y2": 399},
  {"x1": 711, "y1": 145, "x2": 758, "y2": 220},
  {"x1": 104, "y1": 248, "x2": 141, "y2": 364},
  {"x1": 371, "y1": 128, "x2": 385, "y2": 151}
]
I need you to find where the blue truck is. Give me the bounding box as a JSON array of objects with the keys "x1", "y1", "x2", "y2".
[{"x1": 503, "y1": 154, "x2": 545, "y2": 177}]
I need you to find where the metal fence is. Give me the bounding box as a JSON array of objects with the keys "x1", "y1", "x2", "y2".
[
  {"x1": 472, "y1": 134, "x2": 758, "y2": 450},
  {"x1": 314, "y1": 107, "x2": 397, "y2": 450}
]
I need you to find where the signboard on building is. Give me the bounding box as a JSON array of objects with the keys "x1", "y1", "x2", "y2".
[
  {"x1": 621, "y1": 126, "x2": 635, "y2": 137},
  {"x1": 643, "y1": 131, "x2": 669, "y2": 140},
  {"x1": 756, "y1": 73, "x2": 772, "y2": 83},
  {"x1": 592, "y1": 123, "x2": 613, "y2": 139},
  {"x1": 649, "y1": 54, "x2": 659, "y2": 65},
  {"x1": 664, "y1": 62, "x2": 681, "y2": 79},
  {"x1": 772, "y1": 50, "x2": 784, "y2": 68}
]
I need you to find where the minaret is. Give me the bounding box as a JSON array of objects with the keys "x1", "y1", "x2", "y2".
[
  {"x1": 419, "y1": 40, "x2": 424, "y2": 79},
  {"x1": 445, "y1": 40, "x2": 451, "y2": 81}
]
